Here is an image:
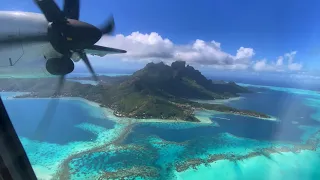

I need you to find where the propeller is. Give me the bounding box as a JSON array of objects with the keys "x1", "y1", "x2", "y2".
[
  {"x1": 0, "y1": 0, "x2": 126, "y2": 140},
  {"x1": 100, "y1": 15, "x2": 115, "y2": 35},
  {"x1": 33, "y1": 75, "x2": 65, "y2": 140},
  {"x1": 63, "y1": 0, "x2": 80, "y2": 20},
  {"x1": 2, "y1": 0, "x2": 120, "y2": 139},
  {"x1": 79, "y1": 51, "x2": 98, "y2": 81}
]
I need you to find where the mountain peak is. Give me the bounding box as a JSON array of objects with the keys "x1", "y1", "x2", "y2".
[
  {"x1": 171, "y1": 61, "x2": 186, "y2": 70},
  {"x1": 128, "y1": 60, "x2": 249, "y2": 100}
]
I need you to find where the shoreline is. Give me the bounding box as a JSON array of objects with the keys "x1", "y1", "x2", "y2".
[
  {"x1": 11, "y1": 95, "x2": 217, "y2": 125},
  {"x1": 12, "y1": 94, "x2": 276, "y2": 123},
  {"x1": 190, "y1": 96, "x2": 244, "y2": 104},
  {"x1": 191, "y1": 97, "x2": 278, "y2": 122}
]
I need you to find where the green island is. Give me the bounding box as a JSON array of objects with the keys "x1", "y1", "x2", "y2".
[{"x1": 0, "y1": 61, "x2": 270, "y2": 121}]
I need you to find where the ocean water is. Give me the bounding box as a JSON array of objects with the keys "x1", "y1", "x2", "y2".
[
  {"x1": 2, "y1": 95, "x2": 125, "y2": 179},
  {"x1": 4, "y1": 98, "x2": 115, "y2": 145},
  {"x1": 122, "y1": 84, "x2": 320, "y2": 179},
  {"x1": 126, "y1": 87, "x2": 320, "y2": 144},
  {"x1": 175, "y1": 149, "x2": 320, "y2": 180},
  {"x1": 2, "y1": 83, "x2": 320, "y2": 179}
]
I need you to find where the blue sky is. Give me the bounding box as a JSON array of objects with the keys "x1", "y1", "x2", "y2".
[{"x1": 2, "y1": 0, "x2": 320, "y2": 77}]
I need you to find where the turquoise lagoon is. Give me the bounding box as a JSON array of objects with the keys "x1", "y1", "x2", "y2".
[{"x1": 2, "y1": 83, "x2": 320, "y2": 179}]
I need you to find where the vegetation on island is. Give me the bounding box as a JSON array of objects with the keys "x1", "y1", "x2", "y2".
[{"x1": 0, "y1": 61, "x2": 270, "y2": 121}]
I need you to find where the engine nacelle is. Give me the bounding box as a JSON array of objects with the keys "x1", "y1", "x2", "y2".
[{"x1": 46, "y1": 57, "x2": 75, "y2": 75}]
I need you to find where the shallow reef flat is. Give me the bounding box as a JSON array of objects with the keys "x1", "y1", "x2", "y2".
[
  {"x1": 175, "y1": 149, "x2": 320, "y2": 180},
  {"x1": 20, "y1": 121, "x2": 128, "y2": 180},
  {"x1": 63, "y1": 128, "x2": 320, "y2": 180}
]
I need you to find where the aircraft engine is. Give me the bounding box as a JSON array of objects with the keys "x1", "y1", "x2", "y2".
[{"x1": 46, "y1": 57, "x2": 74, "y2": 75}]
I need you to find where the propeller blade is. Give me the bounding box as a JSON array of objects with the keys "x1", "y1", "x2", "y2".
[
  {"x1": 33, "y1": 0, "x2": 65, "y2": 22},
  {"x1": 33, "y1": 75, "x2": 65, "y2": 140},
  {"x1": 100, "y1": 15, "x2": 115, "y2": 35},
  {"x1": 0, "y1": 34, "x2": 48, "y2": 46},
  {"x1": 63, "y1": 0, "x2": 80, "y2": 20},
  {"x1": 79, "y1": 52, "x2": 98, "y2": 82}
]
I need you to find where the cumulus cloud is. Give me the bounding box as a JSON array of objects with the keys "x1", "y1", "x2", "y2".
[
  {"x1": 284, "y1": 51, "x2": 303, "y2": 71},
  {"x1": 285, "y1": 51, "x2": 297, "y2": 63},
  {"x1": 236, "y1": 47, "x2": 255, "y2": 62},
  {"x1": 253, "y1": 59, "x2": 276, "y2": 71},
  {"x1": 174, "y1": 39, "x2": 236, "y2": 66},
  {"x1": 96, "y1": 31, "x2": 302, "y2": 72},
  {"x1": 96, "y1": 31, "x2": 254, "y2": 70},
  {"x1": 288, "y1": 63, "x2": 303, "y2": 71},
  {"x1": 252, "y1": 51, "x2": 303, "y2": 72},
  {"x1": 97, "y1": 32, "x2": 174, "y2": 60},
  {"x1": 276, "y1": 56, "x2": 283, "y2": 66}
]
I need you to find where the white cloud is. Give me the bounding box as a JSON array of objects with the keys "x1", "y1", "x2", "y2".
[
  {"x1": 288, "y1": 63, "x2": 303, "y2": 71},
  {"x1": 97, "y1": 32, "x2": 174, "y2": 60},
  {"x1": 253, "y1": 59, "x2": 275, "y2": 71},
  {"x1": 96, "y1": 32, "x2": 254, "y2": 69},
  {"x1": 236, "y1": 47, "x2": 255, "y2": 62},
  {"x1": 211, "y1": 40, "x2": 221, "y2": 49},
  {"x1": 276, "y1": 56, "x2": 283, "y2": 66},
  {"x1": 96, "y1": 31, "x2": 303, "y2": 72},
  {"x1": 252, "y1": 51, "x2": 302, "y2": 72},
  {"x1": 285, "y1": 51, "x2": 297, "y2": 64},
  {"x1": 174, "y1": 39, "x2": 238, "y2": 66}
]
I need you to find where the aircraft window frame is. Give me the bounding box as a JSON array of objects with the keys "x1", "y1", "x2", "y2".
[{"x1": 0, "y1": 97, "x2": 37, "y2": 180}]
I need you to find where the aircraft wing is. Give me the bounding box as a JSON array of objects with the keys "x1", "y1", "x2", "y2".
[{"x1": 85, "y1": 45, "x2": 127, "y2": 57}]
